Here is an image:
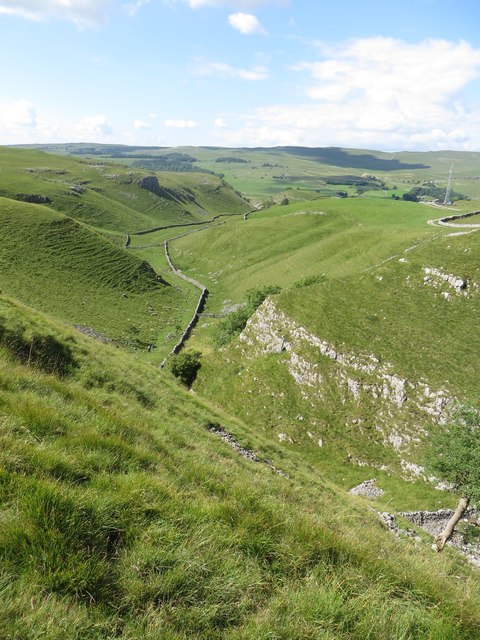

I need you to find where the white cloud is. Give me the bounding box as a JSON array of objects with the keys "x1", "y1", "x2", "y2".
[
  {"x1": 0, "y1": 0, "x2": 114, "y2": 27},
  {"x1": 73, "y1": 114, "x2": 113, "y2": 137},
  {"x1": 219, "y1": 38, "x2": 480, "y2": 150},
  {"x1": 133, "y1": 119, "x2": 149, "y2": 129},
  {"x1": 214, "y1": 117, "x2": 227, "y2": 128},
  {"x1": 194, "y1": 60, "x2": 268, "y2": 80},
  {"x1": 123, "y1": 0, "x2": 150, "y2": 17},
  {"x1": 164, "y1": 118, "x2": 199, "y2": 128},
  {"x1": 228, "y1": 12, "x2": 267, "y2": 35},
  {"x1": 148, "y1": 112, "x2": 158, "y2": 119},
  {"x1": 0, "y1": 99, "x2": 58, "y2": 143},
  {"x1": 181, "y1": 1, "x2": 283, "y2": 7},
  {"x1": 1, "y1": 99, "x2": 37, "y2": 128}
]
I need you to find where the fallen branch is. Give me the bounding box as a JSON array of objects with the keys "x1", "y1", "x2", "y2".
[{"x1": 435, "y1": 496, "x2": 469, "y2": 552}]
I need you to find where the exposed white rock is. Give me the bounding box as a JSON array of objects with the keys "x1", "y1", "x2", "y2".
[
  {"x1": 382, "y1": 375, "x2": 407, "y2": 407},
  {"x1": 288, "y1": 352, "x2": 322, "y2": 387},
  {"x1": 401, "y1": 459, "x2": 424, "y2": 479},
  {"x1": 423, "y1": 267, "x2": 467, "y2": 294},
  {"x1": 239, "y1": 298, "x2": 452, "y2": 424},
  {"x1": 349, "y1": 478, "x2": 384, "y2": 498},
  {"x1": 347, "y1": 378, "x2": 361, "y2": 399},
  {"x1": 389, "y1": 431, "x2": 404, "y2": 451}
]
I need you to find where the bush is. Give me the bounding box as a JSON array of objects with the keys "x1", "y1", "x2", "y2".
[
  {"x1": 426, "y1": 405, "x2": 480, "y2": 505},
  {"x1": 168, "y1": 350, "x2": 202, "y2": 387},
  {"x1": 294, "y1": 274, "x2": 327, "y2": 289}
]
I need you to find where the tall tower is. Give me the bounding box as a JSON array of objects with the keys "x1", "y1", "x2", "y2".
[{"x1": 444, "y1": 162, "x2": 454, "y2": 205}]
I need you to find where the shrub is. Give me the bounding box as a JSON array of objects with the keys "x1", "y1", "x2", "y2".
[
  {"x1": 168, "y1": 350, "x2": 202, "y2": 387},
  {"x1": 294, "y1": 274, "x2": 327, "y2": 289},
  {"x1": 426, "y1": 405, "x2": 480, "y2": 505}
]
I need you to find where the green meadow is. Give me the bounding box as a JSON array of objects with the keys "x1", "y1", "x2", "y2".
[{"x1": 169, "y1": 196, "x2": 449, "y2": 312}]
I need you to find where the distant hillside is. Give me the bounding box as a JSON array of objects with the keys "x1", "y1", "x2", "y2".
[
  {"x1": 25, "y1": 143, "x2": 480, "y2": 201},
  {"x1": 1, "y1": 147, "x2": 250, "y2": 232}
]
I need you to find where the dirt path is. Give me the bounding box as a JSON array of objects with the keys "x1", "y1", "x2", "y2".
[{"x1": 427, "y1": 209, "x2": 480, "y2": 235}]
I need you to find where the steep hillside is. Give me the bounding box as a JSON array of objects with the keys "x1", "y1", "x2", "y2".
[
  {"x1": 0, "y1": 197, "x2": 197, "y2": 353},
  {"x1": 1, "y1": 294, "x2": 480, "y2": 638},
  {"x1": 30, "y1": 143, "x2": 480, "y2": 202},
  {"x1": 193, "y1": 221, "x2": 480, "y2": 482}
]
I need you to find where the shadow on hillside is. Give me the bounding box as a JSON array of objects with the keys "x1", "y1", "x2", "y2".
[
  {"x1": 0, "y1": 317, "x2": 78, "y2": 376},
  {"x1": 274, "y1": 147, "x2": 430, "y2": 171}
]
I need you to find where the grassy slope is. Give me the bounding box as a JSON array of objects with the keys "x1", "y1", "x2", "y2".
[
  {"x1": 1, "y1": 295, "x2": 480, "y2": 639},
  {"x1": 3, "y1": 144, "x2": 480, "y2": 636},
  {"x1": 0, "y1": 147, "x2": 249, "y2": 233},
  {"x1": 279, "y1": 228, "x2": 480, "y2": 396},
  {"x1": 0, "y1": 197, "x2": 198, "y2": 356},
  {"x1": 194, "y1": 233, "x2": 479, "y2": 459},
  {"x1": 24, "y1": 144, "x2": 480, "y2": 199},
  {"x1": 169, "y1": 196, "x2": 446, "y2": 312},
  {"x1": 191, "y1": 202, "x2": 479, "y2": 478}
]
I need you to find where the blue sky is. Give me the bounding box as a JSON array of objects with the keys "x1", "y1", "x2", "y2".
[{"x1": 1, "y1": 0, "x2": 480, "y2": 150}]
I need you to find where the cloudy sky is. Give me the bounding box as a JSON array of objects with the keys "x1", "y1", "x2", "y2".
[{"x1": 1, "y1": 0, "x2": 480, "y2": 150}]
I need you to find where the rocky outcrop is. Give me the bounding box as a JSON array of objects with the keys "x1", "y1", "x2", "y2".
[
  {"x1": 349, "y1": 478, "x2": 384, "y2": 498},
  {"x1": 137, "y1": 175, "x2": 184, "y2": 201},
  {"x1": 137, "y1": 175, "x2": 162, "y2": 196},
  {"x1": 239, "y1": 298, "x2": 451, "y2": 423},
  {"x1": 423, "y1": 267, "x2": 466, "y2": 294},
  {"x1": 205, "y1": 423, "x2": 288, "y2": 478},
  {"x1": 377, "y1": 507, "x2": 480, "y2": 567}
]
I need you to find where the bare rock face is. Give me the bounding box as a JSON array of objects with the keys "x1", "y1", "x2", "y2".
[
  {"x1": 378, "y1": 508, "x2": 480, "y2": 568},
  {"x1": 137, "y1": 175, "x2": 162, "y2": 196},
  {"x1": 423, "y1": 267, "x2": 467, "y2": 294},
  {"x1": 349, "y1": 478, "x2": 385, "y2": 499}
]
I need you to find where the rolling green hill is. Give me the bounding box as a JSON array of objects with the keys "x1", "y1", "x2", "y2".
[
  {"x1": 0, "y1": 147, "x2": 250, "y2": 233},
  {"x1": 0, "y1": 197, "x2": 198, "y2": 354},
  {"x1": 188, "y1": 200, "x2": 480, "y2": 482},
  {"x1": 168, "y1": 196, "x2": 445, "y2": 310},
  {"x1": 25, "y1": 143, "x2": 480, "y2": 202}
]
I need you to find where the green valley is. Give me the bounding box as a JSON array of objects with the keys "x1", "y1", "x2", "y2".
[{"x1": 1, "y1": 143, "x2": 480, "y2": 638}]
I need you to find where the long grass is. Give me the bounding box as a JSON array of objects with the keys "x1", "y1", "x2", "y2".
[{"x1": 0, "y1": 296, "x2": 479, "y2": 638}]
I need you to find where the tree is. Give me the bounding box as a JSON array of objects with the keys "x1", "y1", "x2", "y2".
[
  {"x1": 168, "y1": 350, "x2": 202, "y2": 387},
  {"x1": 402, "y1": 192, "x2": 419, "y2": 202},
  {"x1": 426, "y1": 405, "x2": 480, "y2": 551}
]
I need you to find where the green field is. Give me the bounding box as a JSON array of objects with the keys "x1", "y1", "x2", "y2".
[
  {"x1": 27, "y1": 143, "x2": 480, "y2": 201},
  {"x1": 0, "y1": 197, "x2": 201, "y2": 357},
  {"x1": 0, "y1": 147, "x2": 250, "y2": 232}
]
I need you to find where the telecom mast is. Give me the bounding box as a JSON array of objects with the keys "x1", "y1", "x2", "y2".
[{"x1": 443, "y1": 162, "x2": 454, "y2": 205}]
